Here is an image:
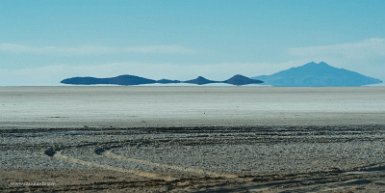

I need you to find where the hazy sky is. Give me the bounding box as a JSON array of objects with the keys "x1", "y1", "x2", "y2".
[{"x1": 1, "y1": 0, "x2": 385, "y2": 85}]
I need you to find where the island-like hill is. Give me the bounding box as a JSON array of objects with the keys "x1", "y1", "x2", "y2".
[
  {"x1": 61, "y1": 75, "x2": 157, "y2": 85},
  {"x1": 61, "y1": 75, "x2": 264, "y2": 86},
  {"x1": 224, "y1": 74, "x2": 263, "y2": 85},
  {"x1": 183, "y1": 76, "x2": 219, "y2": 85},
  {"x1": 253, "y1": 62, "x2": 382, "y2": 87}
]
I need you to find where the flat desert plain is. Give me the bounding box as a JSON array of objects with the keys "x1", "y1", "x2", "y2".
[{"x1": 1, "y1": 87, "x2": 385, "y2": 193}]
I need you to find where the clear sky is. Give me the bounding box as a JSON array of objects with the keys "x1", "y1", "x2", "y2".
[{"x1": 1, "y1": 0, "x2": 385, "y2": 85}]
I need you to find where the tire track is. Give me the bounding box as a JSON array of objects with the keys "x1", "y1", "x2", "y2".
[
  {"x1": 103, "y1": 150, "x2": 238, "y2": 179},
  {"x1": 194, "y1": 165, "x2": 385, "y2": 193},
  {"x1": 54, "y1": 150, "x2": 176, "y2": 181}
]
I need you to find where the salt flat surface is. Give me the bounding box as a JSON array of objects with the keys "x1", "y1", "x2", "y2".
[{"x1": 1, "y1": 86, "x2": 385, "y2": 129}]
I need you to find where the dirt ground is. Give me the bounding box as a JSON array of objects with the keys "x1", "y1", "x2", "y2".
[
  {"x1": 1, "y1": 126, "x2": 385, "y2": 193},
  {"x1": 1, "y1": 87, "x2": 385, "y2": 192}
]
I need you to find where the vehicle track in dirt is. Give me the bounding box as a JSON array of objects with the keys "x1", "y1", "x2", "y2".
[{"x1": 2, "y1": 125, "x2": 385, "y2": 192}]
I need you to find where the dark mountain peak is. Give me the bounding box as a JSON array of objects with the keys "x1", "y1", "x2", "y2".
[
  {"x1": 184, "y1": 76, "x2": 217, "y2": 85},
  {"x1": 195, "y1": 76, "x2": 212, "y2": 82},
  {"x1": 231, "y1": 74, "x2": 248, "y2": 79},
  {"x1": 253, "y1": 61, "x2": 382, "y2": 87},
  {"x1": 224, "y1": 74, "x2": 263, "y2": 86}
]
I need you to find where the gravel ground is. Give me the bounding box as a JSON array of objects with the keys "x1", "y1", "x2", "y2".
[
  {"x1": 2, "y1": 126, "x2": 385, "y2": 192},
  {"x1": 114, "y1": 141, "x2": 385, "y2": 174}
]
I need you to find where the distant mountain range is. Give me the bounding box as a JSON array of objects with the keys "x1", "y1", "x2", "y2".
[
  {"x1": 252, "y1": 62, "x2": 382, "y2": 87},
  {"x1": 61, "y1": 61, "x2": 382, "y2": 87},
  {"x1": 61, "y1": 74, "x2": 263, "y2": 86}
]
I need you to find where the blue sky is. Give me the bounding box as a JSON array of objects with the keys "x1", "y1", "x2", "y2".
[{"x1": 1, "y1": 0, "x2": 385, "y2": 85}]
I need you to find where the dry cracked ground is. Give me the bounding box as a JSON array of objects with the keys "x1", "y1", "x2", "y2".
[{"x1": 1, "y1": 87, "x2": 385, "y2": 192}]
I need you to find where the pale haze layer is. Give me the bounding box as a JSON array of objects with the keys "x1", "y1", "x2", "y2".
[{"x1": 1, "y1": 0, "x2": 385, "y2": 85}]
